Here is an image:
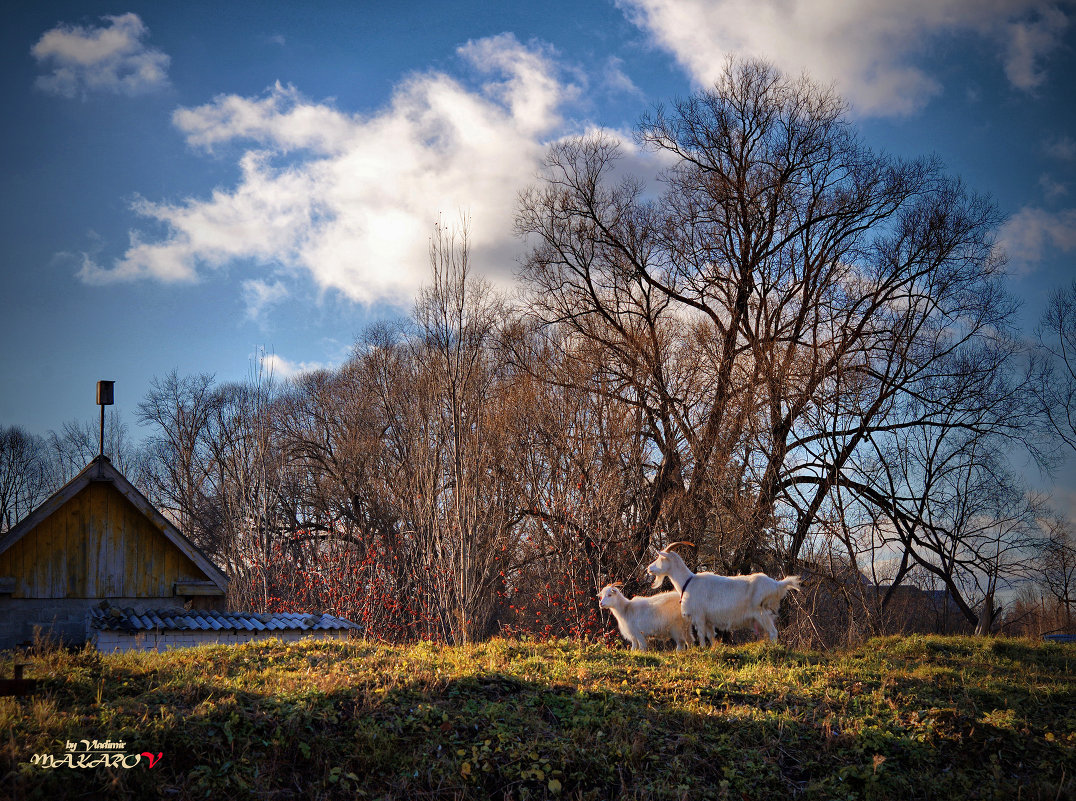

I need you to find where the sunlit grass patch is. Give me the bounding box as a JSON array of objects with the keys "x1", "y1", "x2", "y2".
[{"x1": 2, "y1": 635, "x2": 1073, "y2": 800}]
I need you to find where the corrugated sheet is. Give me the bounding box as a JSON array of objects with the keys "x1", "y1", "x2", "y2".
[{"x1": 89, "y1": 607, "x2": 360, "y2": 633}]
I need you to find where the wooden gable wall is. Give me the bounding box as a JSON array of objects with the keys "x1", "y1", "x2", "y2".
[{"x1": 0, "y1": 480, "x2": 209, "y2": 599}]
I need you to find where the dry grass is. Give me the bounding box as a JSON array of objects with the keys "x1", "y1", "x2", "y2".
[{"x1": 2, "y1": 635, "x2": 1073, "y2": 800}]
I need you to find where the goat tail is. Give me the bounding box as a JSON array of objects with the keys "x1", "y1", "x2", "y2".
[{"x1": 780, "y1": 575, "x2": 803, "y2": 594}]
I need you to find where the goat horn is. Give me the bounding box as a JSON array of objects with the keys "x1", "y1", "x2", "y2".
[{"x1": 666, "y1": 540, "x2": 696, "y2": 551}]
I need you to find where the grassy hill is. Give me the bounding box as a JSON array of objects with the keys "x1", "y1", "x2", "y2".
[{"x1": 2, "y1": 635, "x2": 1073, "y2": 800}]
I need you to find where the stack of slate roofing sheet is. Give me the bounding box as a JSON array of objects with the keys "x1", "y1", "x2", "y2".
[{"x1": 88, "y1": 607, "x2": 360, "y2": 633}]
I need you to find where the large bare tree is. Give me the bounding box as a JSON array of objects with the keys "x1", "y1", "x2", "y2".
[{"x1": 516, "y1": 58, "x2": 1030, "y2": 581}]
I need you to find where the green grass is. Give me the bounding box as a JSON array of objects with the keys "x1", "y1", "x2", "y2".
[{"x1": 2, "y1": 635, "x2": 1073, "y2": 800}]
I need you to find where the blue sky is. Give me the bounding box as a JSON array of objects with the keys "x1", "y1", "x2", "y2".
[{"x1": 2, "y1": 1, "x2": 1075, "y2": 509}]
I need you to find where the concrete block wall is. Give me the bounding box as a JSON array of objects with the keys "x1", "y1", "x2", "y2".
[
  {"x1": 0, "y1": 597, "x2": 175, "y2": 651},
  {"x1": 93, "y1": 627, "x2": 354, "y2": 653}
]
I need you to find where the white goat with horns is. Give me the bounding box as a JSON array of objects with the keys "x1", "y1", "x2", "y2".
[
  {"x1": 597, "y1": 583, "x2": 693, "y2": 651},
  {"x1": 645, "y1": 542, "x2": 801, "y2": 646}
]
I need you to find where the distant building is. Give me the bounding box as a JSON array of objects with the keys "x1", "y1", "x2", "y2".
[
  {"x1": 870, "y1": 582, "x2": 971, "y2": 634},
  {"x1": 0, "y1": 456, "x2": 229, "y2": 650}
]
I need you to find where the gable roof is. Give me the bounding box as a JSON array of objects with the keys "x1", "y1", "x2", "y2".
[
  {"x1": 0, "y1": 455, "x2": 228, "y2": 594},
  {"x1": 89, "y1": 607, "x2": 360, "y2": 633}
]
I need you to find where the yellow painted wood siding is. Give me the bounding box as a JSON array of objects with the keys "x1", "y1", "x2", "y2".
[{"x1": 0, "y1": 481, "x2": 208, "y2": 598}]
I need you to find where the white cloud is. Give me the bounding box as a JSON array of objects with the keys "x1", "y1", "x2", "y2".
[
  {"x1": 1039, "y1": 173, "x2": 1069, "y2": 199},
  {"x1": 602, "y1": 56, "x2": 644, "y2": 98},
  {"x1": 999, "y1": 206, "x2": 1076, "y2": 269},
  {"x1": 1044, "y1": 135, "x2": 1076, "y2": 160},
  {"x1": 243, "y1": 278, "x2": 290, "y2": 321},
  {"x1": 260, "y1": 351, "x2": 328, "y2": 379},
  {"x1": 31, "y1": 12, "x2": 170, "y2": 98},
  {"x1": 171, "y1": 82, "x2": 355, "y2": 154},
  {"x1": 79, "y1": 34, "x2": 582, "y2": 306},
  {"x1": 1002, "y1": 6, "x2": 1069, "y2": 90},
  {"x1": 616, "y1": 0, "x2": 1071, "y2": 116}
]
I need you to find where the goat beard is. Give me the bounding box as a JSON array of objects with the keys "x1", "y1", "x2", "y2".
[{"x1": 650, "y1": 573, "x2": 664, "y2": 590}]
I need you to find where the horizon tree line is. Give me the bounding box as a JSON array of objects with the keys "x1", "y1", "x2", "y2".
[{"x1": 3, "y1": 59, "x2": 1074, "y2": 646}]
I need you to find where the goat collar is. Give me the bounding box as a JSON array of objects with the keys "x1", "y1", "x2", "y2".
[{"x1": 679, "y1": 574, "x2": 693, "y2": 598}]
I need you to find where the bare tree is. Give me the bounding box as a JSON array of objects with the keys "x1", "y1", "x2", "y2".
[
  {"x1": 0, "y1": 426, "x2": 52, "y2": 532},
  {"x1": 846, "y1": 393, "x2": 1044, "y2": 631},
  {"x1": 1037, "y1": 280, "x2": 1076, "y2": 451},
  {"x1": 46, "y1": 411, "x2": 148, "y2": 488},
  {"x1": 204, "y1": 360, "x2": 288, "y2": 610},
  {"x1": 498, "y1": 318, "x2": 659, "y2": 636},
  {"x1": 516, "y1": 57, "x2": 1030, "y2": 584},
  {"x1": 1031, "y1": 282, "x2": 1076, "y2": 632},
  {"x1": 137, "y1": 371, "x2": 218, "y2": 547},
  {"x1": 405, "y1": 220, "x2": 517, "y2": 643},
  {"x1": 1039, "y1": 516, "x2": 1076, "y2": 631},
  {"x1": 271, "y1": 222, "x2": 526, "y2": 641},
  {"x1": 137, "y1": 363, "x2": 291, "y2": 611}
]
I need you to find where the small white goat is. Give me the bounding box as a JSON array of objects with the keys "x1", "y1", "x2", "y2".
[
  {"x1": 645, "y1": 544, "x2": 801, "y2": 646},
  {"x1": 597, "y1": 584, "x2": 693, "y2": 651}
]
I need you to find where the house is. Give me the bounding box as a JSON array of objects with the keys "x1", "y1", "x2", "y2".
[
  {"x1": 0, "y1": 455, "x2": 229, "y2": 650},
  {"x1": 872, "y1": 583, "x2": 970, "y2": 634}
]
